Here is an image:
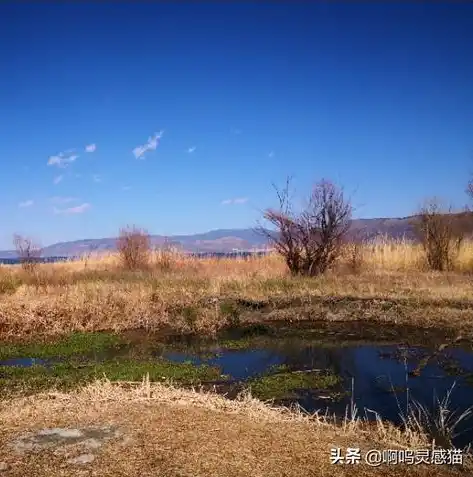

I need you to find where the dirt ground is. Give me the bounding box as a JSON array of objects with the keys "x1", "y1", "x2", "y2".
[{"x1": 0, "y1": 380, "x2": 469, "y2": 477}]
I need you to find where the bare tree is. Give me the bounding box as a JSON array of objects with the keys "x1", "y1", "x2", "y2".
[
  {"x1": 116, "y1": 225, "x2": 151, "y2": 270},
  {"x1": 13, "y1": 234, "x2": 42, "y2": 272},
  {"x1": 259, "y1": 177, "x2": 303, "y2": 275},
  {"x1": 259, "y1": 178, "x2": 352, "y2": 276},
  {"x1": 297, "y1": 180, "x2": 352, "y2": 275},
  {"x1": 412, "y1": 199, "x2": 472, "y2": 271}
]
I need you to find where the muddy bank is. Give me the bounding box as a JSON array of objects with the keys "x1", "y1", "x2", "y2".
[{"x1": 2, "y1": 293, "x2": 473, "y2": 341}]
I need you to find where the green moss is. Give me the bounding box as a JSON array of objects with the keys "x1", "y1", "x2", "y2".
[
  {"x1": 248, "y1": 369, "x2": 341, "y2": 400},
  {"x1": 0, "y1": 332, "x2": 123, "y2": 360},
  {"x1": 0, "y1": 358, "x2": 223, "y2": 397},
  {"x1": 95, "y1": 358, "x2": 222, "y2": 382},
  {"x1": 267, "y1": 363, "x2": 291, "y2": 373}
]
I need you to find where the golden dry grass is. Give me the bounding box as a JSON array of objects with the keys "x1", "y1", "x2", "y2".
[
  {"x1": 1, "y1": 238, "x2": 473, "y2": 339},
  {"x1": 4, "y1": 236, "x2": 473, "y2": 276},
  {"x1": 0, "y1": 379, "x2": 467, "y2": 477}
]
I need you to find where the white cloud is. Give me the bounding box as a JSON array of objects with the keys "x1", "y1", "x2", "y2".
[
  {"x1": 49, "y1": 196, "x2": 78, "y2": 204},
  {"x1": 47, "y1": 150, "x2": 78, "y2": 168},
  {"x1": 92, "y1": 174, "x2": 102, "y2": 183},
  {"x1": 18, "y1": 200, "x2": 34, "y2": 208},
  {"x1": 187, "y1": 146, "x2": 196, "y2": 153},
  {"x1": 233, "y1": 197, "x2": 248, "y2": 204},
  {"x1": 53, "y1": 203, "x2": 91, "y2": 215},
  {"x1": 133, "y1": 130, "x2": 164, "y2": 159},
  {"x1": 221, "y1": 197, "x2": 248, "y2": 205},
  {"x1": 53, "y1": 175, "x2": 64, "y2": 184},
  {"x1": 85, "y1": 143, "x2": 97, "y2": 153}
]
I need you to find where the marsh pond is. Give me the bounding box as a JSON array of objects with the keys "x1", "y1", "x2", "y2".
[{"x1": 2, "y1": 321, "x2": 473, "y2": 448}]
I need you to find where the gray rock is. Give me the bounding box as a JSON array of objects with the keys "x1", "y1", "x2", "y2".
[
  {"x1": 67, "y1": 454, "x2": 95, "y2": 465},
  {"x1": 11, "y1": 425, "x2": 122, "y2": 465},
  {"x1": 83, "y1": 438, "x2": 102, "y2": 450},
  {"x1": 38, "y1": 428, "x2": 83, "y2": 438}
]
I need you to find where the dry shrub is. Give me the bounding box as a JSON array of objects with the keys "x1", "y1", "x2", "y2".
[
  {"x1": 13, "y1": 234, "x2": 42, "y2": 273},
  {"x1": 260, "y1": 178, "x2": 352, "y2": 276},
  {"x1": 116, "y1": 225, "x2": 151, "y2": 270},
  {"x1": 412, "y1": 200, "x2": 473, "y2": 272}
]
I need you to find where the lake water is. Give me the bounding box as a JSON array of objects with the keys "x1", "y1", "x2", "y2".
[
  {"x1": 0, "y1": 257, "x2": 69, "y2": 265},
  {"x1": 0, "y1": 252, "x2": 270, "y2": 265},
  {"x1": 159, "y1": 340, "x2": 473, "y2": 447}
]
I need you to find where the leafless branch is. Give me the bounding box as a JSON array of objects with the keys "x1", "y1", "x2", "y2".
[
  {"x1": 13, "y1": 234, "x2": 42, "y2": 272},
  {"x1": 116, "y1": 225, "x2": 151, "y2": 270},
  {"x1": 259, "y1": 178, "x2": 352, "y2": 276}
]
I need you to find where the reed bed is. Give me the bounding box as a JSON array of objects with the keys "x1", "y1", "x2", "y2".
[
  {"x1": 4, "y1": 236, "x2": 473, "y2": 277},
  {"x1": 1, "y1": 238, "x2": 473, "y2": 339}
]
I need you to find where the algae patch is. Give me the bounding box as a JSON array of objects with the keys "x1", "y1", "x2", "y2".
[
  {"x1": 248, "y1": 365, "x2": 342, "y2": 400},
  {"x1": 0, "y1": 332, "x2": 123, "y2": 360},
  {"x1": 0, "y1": 358, "x2": 224, "y2": 397}
]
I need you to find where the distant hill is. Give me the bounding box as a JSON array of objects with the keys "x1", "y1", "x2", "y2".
[
  {"x1": 0, "y1": 217, "x2": 418, "y2": 258},
  {"x1": 349, "y1": 216, "x2": 417, "y2": 240}
]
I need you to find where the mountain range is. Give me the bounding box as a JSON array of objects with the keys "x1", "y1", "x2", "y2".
[{"x1": 0, "y1": 216, "x2": 417, "y2": 258}]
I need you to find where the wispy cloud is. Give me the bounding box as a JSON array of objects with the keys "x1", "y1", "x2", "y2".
[
  {"x1": 18, "y1": 200, "x2": 34, "y2": 208},
  {"x1": 47, "y1": 150, "x2": 78, "y2": 168},
  {"x1": 133, "y1": 130, "x2": 164, "y2": 159},
  {"x1": 53, "y1": 175, "x2": 64, "y2": 184},
  {"x1": 221, "y1": 197, "x2": 248, "y2": 205},
  {"x1": 53, "y1": 203, "x2": 91, "y2": 215},
  {"x1": 268, "y1": 151, "x2": 275, "y2": 158},
  {"x1": 92, "y1": 174, "x2": 102, "y2": 183},
  {"x1": 85, "y1": 143, "x2": 96, "y2": 153},
  {"x1": 122, "y1": 185, "x2": 132, "y2": 191},
  {"x1": 49, "y1": 196, "x2": 78, "y2": 204},
  {"x1": 187, "y1": 146, "x2": 196, "y2": 154},
  {"x1": 231, "y1": 128, "x2": 242, "y2": 135}
]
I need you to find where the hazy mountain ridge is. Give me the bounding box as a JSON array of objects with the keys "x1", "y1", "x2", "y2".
[{"x1": 0, "y1": 217, "x2": 418, "y2": 258}]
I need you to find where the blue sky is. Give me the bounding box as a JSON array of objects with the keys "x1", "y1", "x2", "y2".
[{"x1": 1, "y1": 3, "x2": 473, "y2": 248}]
